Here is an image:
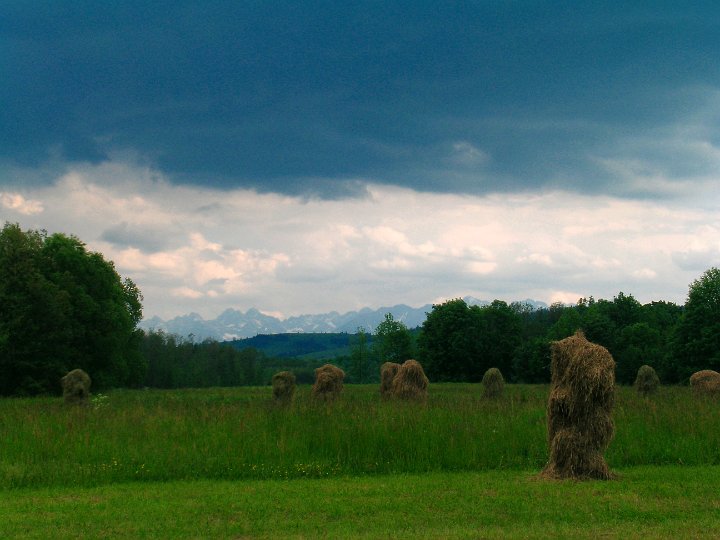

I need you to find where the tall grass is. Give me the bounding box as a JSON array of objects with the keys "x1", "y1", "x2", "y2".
[{"x1": 0, "y1": 384, "x2": 718, "y2": 488}]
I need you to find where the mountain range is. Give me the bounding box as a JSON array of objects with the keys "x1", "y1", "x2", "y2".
[{"x1": 139, "y1": 297, "x2": 548, "y2": 341}]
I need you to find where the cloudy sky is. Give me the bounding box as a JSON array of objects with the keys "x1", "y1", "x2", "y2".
[{"x1": 2, "y1": 2, "x2": 720, "y2": 320}]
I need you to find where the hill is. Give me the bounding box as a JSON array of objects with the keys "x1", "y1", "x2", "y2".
[{"x1": 227, "y1": 332, "x2": 362, "y2": 360}]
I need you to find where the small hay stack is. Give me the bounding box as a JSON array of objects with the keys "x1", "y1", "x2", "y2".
[
  {"x1": 272, "y1": 371, "x2": 296, "y2": 405},
  {"x1": 60, "y1": 368, "x2": 91, "y2": 405},
  {"x1": 541, "y1": 331, "x2": 615, "y2": 480},
  {"x1": 481, "y1": 367, "x2": 504, "y2": 399},
  {"x1": 380, "y1": 362, "x2": 401, "y2": 399},
  {"x1": 312, "y1": 364, "x2": 345, "y2": 401},
  {"x1": 634, "y1": 365, "x2": 660, "y2": 396},
  {"x1": 690, "y1": 370, "x2": 720, "y2": 396},
  {"x1": 391, "y1": 359, "x2": 428, "y2": 402}
]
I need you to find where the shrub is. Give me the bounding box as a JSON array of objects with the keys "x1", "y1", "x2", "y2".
[
  {"x1": 634, "y1": 365, "x2": 660, "y2": 396},
  {"x1": 481, "y1": 367, "x2": 504, "y2": 399},
  {"x1": 689, "y1": 370, "x2": 720, "y2": 396},
  {"x1": 541, "y1": 331, "x2": 615, "y2": 480},
  {"x1": 379, "y1": 362, "x2": 401, "y2": 399},
  {"x1": 312, "y1": 364, "x2": 345, "y2": 401},
  {"x1": 391, "y1": 360, "x2": 428, "y2": 402},
  {"x1": 271, "y1": 371, "x2": 296, "y2": 405},
  {"x1": 60, "y1": 369, "x2": 91, "y2": 405}
]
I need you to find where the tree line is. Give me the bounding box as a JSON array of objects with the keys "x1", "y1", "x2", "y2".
[{"x1": 1, "y1": 222, "x2": 719, "y2": 395}]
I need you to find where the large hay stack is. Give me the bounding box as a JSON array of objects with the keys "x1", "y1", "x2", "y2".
[
  {"x1": 391, "y1": 359, "x2": 428, "y2": 401},
  {"x1": 690, "y1": 370, "x2": 720, "y2": 396},
  {"x1": 634, "y1": 365, "x2": 660, "y2": 396},
  {"x1": 380, "y1": 362, "x2": 401, "y2": 399},
  {"x1": 60, "y1": 368, "x2": 91, "y2": 405},
  {"x1": 312, "y1": 364, "x2": 345, "y2": 401},
  {"x1": 481, "y1": 367, "x2": 504, "y2": 399},
  {"x1": 541, "y1": 331, "x2": 615, "y2": 480},
  {"x1": 272, "y1": 371, "x2": 296, "y2": 405}
]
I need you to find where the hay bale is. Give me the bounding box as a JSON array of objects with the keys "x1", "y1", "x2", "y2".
[
  {"x1": 272, "y1": 371, "x2": 296, "y2": 404},
  {"x1": 312, "y1": 364, "x2": 345, "y2": 401},
  {"x1": 60, "y1": 368, "x2": 91, "y2": 405},
  {"x1": 380, "y1": 362, "x2": 401, "y2": 398},
  {"x1": 690, "y1": 370, "x2": 720, "y2": 396},
  {"x1": 634, "y1": 365, "x2": 660, "y2": 396},
  {"x1": 541, "y1": 331, "x2": 615, "y2": 480},
  {"x1": 482, "y1": 367, "x2": 504, "y2": 399},
  {"x1": 391, "y1": 359, "x2": 428, "y2": 401}
]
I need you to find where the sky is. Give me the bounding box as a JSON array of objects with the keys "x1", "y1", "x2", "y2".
[{"x1": 2, "y1": 2, "x2": 720, "y2": 320}]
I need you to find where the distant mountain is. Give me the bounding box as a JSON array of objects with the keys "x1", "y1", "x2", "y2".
[{"x1": 139, "y1": 297, "x2": 548, "y2": 341}]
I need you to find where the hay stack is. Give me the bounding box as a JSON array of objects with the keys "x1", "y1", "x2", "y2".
[
  {"x1": 312, "y1": 364, "x2": 345, "y2": 401},
  {"x1": 391, "y1": 359, "x2": 428, "y2": 401},
  {"x1": 272, "y1": 371, "x2": 296, "y2": 405},
  {"x1": 690, "y1": 370, "x2": 720, "y2": 396},
  {"x1": 380, "y1": 362, "x2": 401, "y2": 398},
  {"x1": 541, "y1": 331, "x2": 615, "y2": 480},
  {"x1": 482, "y1": 367, "x2": 504, "y2": 399},
  {"x1": 634, "y1": 365, "x2": 660, "y2": 396},
  {"x1": 60, "y1": 368, "x2": 91, "y2": 405}
]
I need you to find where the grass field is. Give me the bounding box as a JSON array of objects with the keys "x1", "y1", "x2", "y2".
[
  {"x1": 1, "y1": 384, "x2": 719, "y2": 537},
  {"x1": 2, "y1": 466, "x2": 720, "y2": 538}
]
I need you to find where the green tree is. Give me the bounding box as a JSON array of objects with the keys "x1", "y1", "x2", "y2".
[
  {"x1": 547, "y1": 308, "x2": 582, "y2": 340},
  {"x1": 349, "y1": 327, "x2": 374, "y2": 383},
  {"x1": 640, "y1": 301, "x2": 682, "y2": 383},
  {"x1": 0, "y1": 224, "x2": 72, "y2": 394},
  {"x1": 475, "y1": 300, "x2": 522, "y2": 381},
  {"x1": 614, "y1": 322, "x2": 663, "y2": 385},
  {"x1": 512, "y1": 337, "x2": 551, "y2": 383},
  {"x1": 672, "y1": 267, "x2": 720, "y2": 381},
  {"x1": 373, "y1": 313, "x2": 414, "y2": 364},
  {"x1": 0, "y1": 223, "x2": 144, "y2": 395},
  {"x1": 417, "y1": 299, "x2": 483, "y2": 382}
]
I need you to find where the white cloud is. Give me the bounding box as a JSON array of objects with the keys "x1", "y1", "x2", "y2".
[
  {"x1": 6, "y1": 160, "x2": 720, "y2": 319},
  {"x1": 517, "y1": 253, "x2": 553, "y2": 266},
  {"x1": 449, "y1": 141, "x2": 490, "y2": 167},
  {"x1": 549, "y1": 291, "x2": 586, "y2": 305},
  {"x1": 190, "y1": 233, "x2": 222, "y2": 252},
  {"x1": 632, "y1": 268, "x2": 657, "y2": 279},
  {"x1": 466, "y1": 261, "x2": 497, "y2": 275},
  {"x1": 172, "y1": 287, "x2": 205, "y2": 299},
  {"x1": 0, "y1": 192, "x2": 44, "y2": 215}
]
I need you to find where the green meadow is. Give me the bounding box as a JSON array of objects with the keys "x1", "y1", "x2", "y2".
[{"x1": 1, "y1": 384, "x2": 719, "y2": 537}]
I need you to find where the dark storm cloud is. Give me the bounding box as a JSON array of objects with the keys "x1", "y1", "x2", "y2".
[{"x1": 3, "y1": 1, "x2": 720, "y2": 197}]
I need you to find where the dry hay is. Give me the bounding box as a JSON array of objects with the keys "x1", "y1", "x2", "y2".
[
  {"x1": 60, "y1": 368, "x2": 91, "y2": 405},
  {"x1": 541, "y1": 331, "x2": 615, "y2": 480},
  {"x1": 312, "y1": 363, "x2": 345, "y2": 401},
  {"x1": 380, "y1": 362, "x2": 401, "y2": 399},
  {"x1": 481, "y1": 367, "x2": 504, "y2": 399},
  {"x1": 690, "y1": 370, "x2": 720, "y2": 396},
  {"x1": 391, "y1": 359, "x2": 429, "y2": 401},
  {"x1": 272, "y1": 371, "x2": 296, "y2": 404},
  {"x1": 634, "y1": 365, "x2": 660, "y2": 396}
]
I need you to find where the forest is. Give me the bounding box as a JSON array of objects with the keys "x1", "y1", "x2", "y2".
[{"x1": 1, "y1": 222, "x2": 719, "y2": 395}]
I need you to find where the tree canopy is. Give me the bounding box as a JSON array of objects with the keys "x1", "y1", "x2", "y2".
[
  {"x1": 373, "y1": 313, "x2": 414, "y2": 365},
  {"x1": 672, "y1": 267, "x2": 720, "y2": 381},
  {"x1": 0, "y1": 223, "x2": 144, "y2": 395}
]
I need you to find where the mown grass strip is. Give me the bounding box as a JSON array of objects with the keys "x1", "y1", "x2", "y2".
[{"x1": 1, "y1": 466, "x2": 719, "y2": 539}]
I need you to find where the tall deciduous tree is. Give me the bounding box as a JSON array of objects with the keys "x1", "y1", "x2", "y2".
[
  {"x1": 476, "y1": 300, "x2": 522, "y2": 380},
  {"x1": 373, "y1": 313, "x2": 414, "y2": 365},
  {"x1": 417, "y1": 298, "x2": 483, "y2": 382},
  {"x1": 672, "y1": 267, "x2": 720, "y2": 381},
  {"x1": 0, "y1": 223, "x2": 144, "y2": 394}
]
